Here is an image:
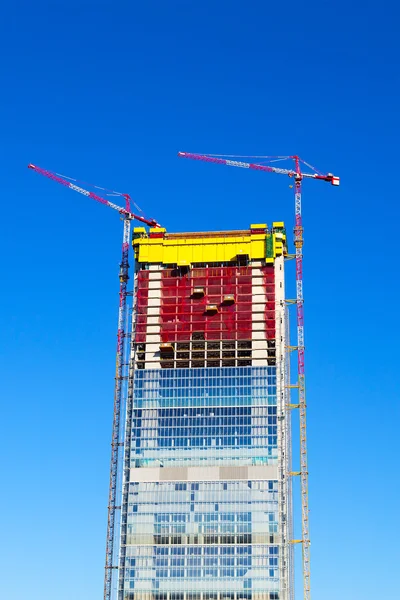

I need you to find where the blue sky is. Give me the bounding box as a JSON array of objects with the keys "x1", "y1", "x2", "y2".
[{"x1": 0, "y1": 1, "x2": 399, "y2": 599}]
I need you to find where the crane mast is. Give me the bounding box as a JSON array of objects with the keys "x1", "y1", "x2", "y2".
[
  {"x1": 104, "y1": 215, "x2": 131, "y2": 600},
  {"x1": 178, "y1": 151, "x2": 339, "y2": 600},
  {"x1": 28, "y1": 164, "x2": 160, "y2": 600},
  {"x1": 293, "y1": 157, "x2": 310, "y2": 599}
]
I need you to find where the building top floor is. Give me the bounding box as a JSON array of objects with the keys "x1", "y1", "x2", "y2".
[{"x1": 132, "y1": 223, "x2": 287, "y2": 267}]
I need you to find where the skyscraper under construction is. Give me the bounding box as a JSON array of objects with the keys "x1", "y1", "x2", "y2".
[{"x1": 117, "y1": 223, "x2": 293, "y2": 600}]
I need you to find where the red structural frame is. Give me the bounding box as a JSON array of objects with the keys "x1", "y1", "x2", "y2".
[
  {"x1": 136, "y1": 270, "x2": 149, "y2": 344},
  {"x1": 134, "y1": 266, "x2": 275, "y2": 345}
]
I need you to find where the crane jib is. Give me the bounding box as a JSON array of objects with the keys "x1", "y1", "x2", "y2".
[{"x1": 178, "y1": 152, "x2": 339, "y2": 184}]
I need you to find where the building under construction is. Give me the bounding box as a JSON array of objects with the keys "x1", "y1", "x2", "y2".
[
  {"x1": 117, "y1": 223, "x2": 293, "y2": 600},
  {"x1": 29, "y1": 153, "x2": 339, "y2": 600}
]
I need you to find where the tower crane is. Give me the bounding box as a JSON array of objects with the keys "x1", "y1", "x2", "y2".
[
  {"x1": 28, "y1": 164, "x2": 160, "y2": 600},
  {"x1": 178, "y1": 151, "x2": 340, "y2": 600}
]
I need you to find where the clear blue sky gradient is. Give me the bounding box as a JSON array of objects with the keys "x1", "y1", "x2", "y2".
[{"x1": 0, "y1": 1, "x2": 399, "y2": 599}]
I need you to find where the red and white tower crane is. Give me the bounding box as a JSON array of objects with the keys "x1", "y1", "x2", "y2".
[
  {"x1": 178, "y1": 151, "x2": 340, "y2": 600},
  {"x1": 28, "y1": 164, "x2": 160, "y2": 600}
]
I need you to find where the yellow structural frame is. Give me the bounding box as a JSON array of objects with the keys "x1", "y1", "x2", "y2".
[{"x1": 133, "y1": 223, "x2": 286, "y2": 265}]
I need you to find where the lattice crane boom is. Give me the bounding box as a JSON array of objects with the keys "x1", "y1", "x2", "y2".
[
  {"x1": 178, "y1": 152, "x2": 340, "y2": 185},
  {"x1": 28, "y1": 163, "x2": 160, "y2": 600},
  {"x1": 28, "y1": 164, "x2": 160, "y2": 227},
  {"x1": 178, "y1": 150, "x2": 339, "y2": 600}
]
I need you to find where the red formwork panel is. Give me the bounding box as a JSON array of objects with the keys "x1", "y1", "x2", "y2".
[
  {"x1": 263, "y1": 265, "x2": 275, "y2": 339},
  {"x1": 135, "y1": 270, "x2": 149, "y2": 343},
  {"x1": 157, "y1": 266, "x2": 275, "y2": 343}
]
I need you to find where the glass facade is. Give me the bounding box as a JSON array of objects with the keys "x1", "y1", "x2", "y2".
[
  {"x1": 119, "y1": 366, "x2": 282, "y2": 600},
  {"x1": 131, "y1": 367, "x2": 277, "y2": 467}
]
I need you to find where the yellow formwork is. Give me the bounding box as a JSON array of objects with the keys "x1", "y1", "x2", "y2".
[{"x1": 133, "y1": 226, "x2": 286, "y2": 265}]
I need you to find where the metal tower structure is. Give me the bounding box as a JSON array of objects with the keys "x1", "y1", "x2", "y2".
[
  {"x1": 28, "y1": 164, "x2": 160, "y2": 600},
  {"x1": 177, "y1": 151, "x2": 340, "y2": 600}
]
